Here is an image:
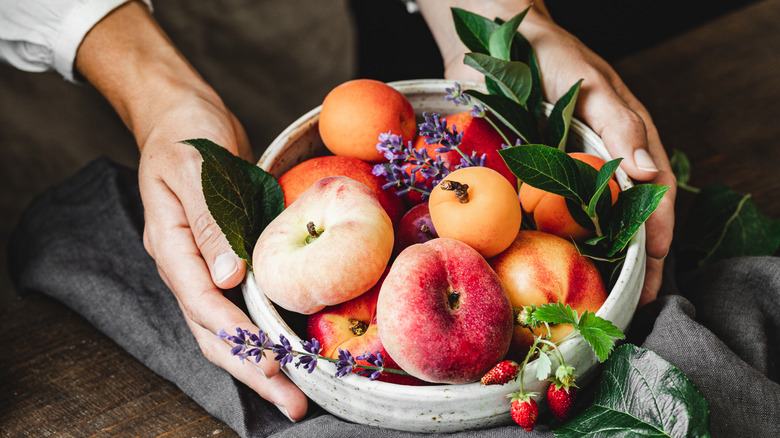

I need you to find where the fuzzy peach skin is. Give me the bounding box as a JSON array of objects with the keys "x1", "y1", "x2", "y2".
[
  {"x1": 377, "y1": 238, "x2": 514, "y2": 383},
  {"x1": 307, "y1": 268, "x2": 425, "y2": 386},
  {"x1": 518, "y1": 152, "x2": 620, "y2": 242},
  {"x1": 253, "y1": 176, "x2": 394, "y2": 314},
  {"x1": 488, "y1": 230, "x2": 608, "y2": 360},
  {"x1": 428, "y1": 166, "x2": 523, "y2": 258},
  {"x1": 318, "y1": 79, "x2": 416, "y2": 163},
  {"x1": 278, "y1": 155, "x2": 406, "y2": 226}
]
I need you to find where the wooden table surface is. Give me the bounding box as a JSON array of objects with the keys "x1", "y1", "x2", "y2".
[{"x1": 2, "y1": 1, "x2": 779, "y2": 436}]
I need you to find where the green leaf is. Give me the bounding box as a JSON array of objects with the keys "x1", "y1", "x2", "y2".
[
  {"x1": 545, "y1": 79, "x2": 583, "y2": 151},
  {"x1": 587, "y1": 158, "x2": 622, "y2": 218},
  {"x1": 533, "y1": 303, "x2": 579, "y2": 326},
  {"x1": 577, "y1": 311, "x2": 624, "y2": 362},
  {"x1": 553, "y1": 344, "x2": 710, "y2": 438},
  {"x1": 678, "y1": 183, "x2": 780, "y2": 266},
  {"x1": 487, "y1": 7, "x2": 531, "y2": 61},
  {"x1": 181, "y1": 139, "x2": 284, "y2": 268},
  {"x1": 573, "y1": 240, "x2": 626, "y2": 264},
  {"x1": 451, "y1": 8, "x2": 497, "y2": 54},
  {"x1": 670, "y1": 149, "x2": 692, "y2": 186},
  {"x1": 606, "y1": 184, "x2": 670, "y2": 257},
  {"x1": 463, "y1": 90, "x2": 538, "y2": 143},
  {"x1": 536, "y1": 352, "x2": 553, "y2": 381},
  {"x1": 499, "y1": 144, "x2": 588, "y2": 204},
  {"x1": 464, "y1": 53, "x2": 532, "y2": 106}
]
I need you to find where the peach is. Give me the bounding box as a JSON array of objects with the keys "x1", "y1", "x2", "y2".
[
  {"x1": 487, "y1": 230, "x2": 608, "y2": 360},
  {"x1": 278, "y1": 155, "x2": 405, "y2": 226},
  {"x1": 319, "y1": 79, "x2": 416, "y2": 163},
  {"x1": 307, "y1": 269, "x2": 425, "y2": 385},
  {"x1": 377, "y1": 238, "x2": 514, "y2": 383},
  {"x1": 519, "y1": 152, "x2": 620, "y2": 242},
  {"x1": 253, "y1": 176, "x2": 394, "y2": 314},
  {"x1": 428, "y1": 166, "x2": 522, "y2": 258}
]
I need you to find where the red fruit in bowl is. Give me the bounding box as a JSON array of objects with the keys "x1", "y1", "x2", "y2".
[
  {"x1": 547, "y1": 384, "x2": 578, "y2": 421},
  {"x1": 307, "y1": 269, "x2": 424, "y2": 386},
  {"x1": 392, "y1": 202, "x2": 438, "y2": 257},
  {"x1": 509, "y1": 394, "x2": 539, "y2": 431}
]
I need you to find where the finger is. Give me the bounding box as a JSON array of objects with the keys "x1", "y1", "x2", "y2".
[
  {"x1": 186, "y1": 313, "x2": 309, "y2": 421},
  {"x1": 639, "y1": 256, "x2": 665, "y2": 307}
]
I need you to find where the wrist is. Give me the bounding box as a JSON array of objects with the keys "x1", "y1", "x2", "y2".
[{"x1": 74, "y1": 1, "x2": 220, "y2": 147}]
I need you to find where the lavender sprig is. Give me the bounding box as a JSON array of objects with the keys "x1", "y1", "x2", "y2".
[{"x1": 218, "y1": 327, "x2": 408, "y2": 381}]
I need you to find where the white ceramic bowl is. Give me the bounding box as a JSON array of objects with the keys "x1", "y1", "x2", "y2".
[{"x1": 242, "y1": 79, "x2": 645, "y2": 433}]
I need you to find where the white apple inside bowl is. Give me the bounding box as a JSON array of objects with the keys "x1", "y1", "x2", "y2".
[{"x1": 242, "y1": 79, "x2": 645, "y2": 433}]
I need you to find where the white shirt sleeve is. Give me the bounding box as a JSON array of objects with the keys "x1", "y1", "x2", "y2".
[{"x1": 0, "y1": 0, "x2": 152, "y2": 82}]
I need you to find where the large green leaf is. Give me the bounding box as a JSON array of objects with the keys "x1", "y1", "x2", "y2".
[
  {"x1": 500, "y1": 144, "x2": 588, "y2": 204},
  {"x1": 553, "y1": 344, "x2": 710, "y2": 438},
  {"x1": 678, "y1": 183, "x2": 780, "y2": 266},
  {"x1": 463, "y1": 89, "x2": 539, "y2": 144},
  {"x1": 451, "y1": 8, "x2": 497, "y2": 54},
  {"x1": 182, "y1": 139, "x2": 284, "y2": 268},
  {"x1": 546, "y1": 79, "x2": 583, "y2": 150},
  {"x1": 464, "y1": 53, "x2": 532, "y2": 106},
  {"x1": 487, "y1": 7, "x2": 530, "y2": 61},
  {"x1": 606, "y1": 184, "x2": 669, "y2": 257},
  {"x1": 588, "y1": 158, "x2": 623, "y2": 218}
]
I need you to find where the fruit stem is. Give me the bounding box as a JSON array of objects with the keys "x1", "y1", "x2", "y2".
[
  {"x1": 439, "y1": 179, "x2": 470, "y2": 203},
  {"x1": 483, "y1": 115, "x2": 513, "y2": 148},
  {"x1": 305, "y1": 221, "x2": 322, "y2": 244},
  {"x1": 348, "y1": 318, "x2": 368, "y2": 336},
  {"x1": 420, "y1": 224, "x2": 436, "y2": 239}
]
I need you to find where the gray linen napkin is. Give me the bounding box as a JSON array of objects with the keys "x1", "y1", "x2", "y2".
[{"x1": 9, "y1": 157, "x2": 780, "y2": 437}]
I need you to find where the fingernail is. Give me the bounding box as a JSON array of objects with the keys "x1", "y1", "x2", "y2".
[
  {"x1": 275, "y1": 404, "x2": 296, "y2": 423},
  {"x1": 634, "y1": 149, "x2": 658, "y2": 172},
  {"x1": 215, "y1": 252, "x2": 238, "y2": 284},
  {"x1": 251, "y1": 362, "x2": 271, "y2": 380}
]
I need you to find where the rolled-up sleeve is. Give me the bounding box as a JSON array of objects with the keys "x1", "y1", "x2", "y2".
[{"x1": 0, "y1": 0, "x2": 152, "y2": 82}]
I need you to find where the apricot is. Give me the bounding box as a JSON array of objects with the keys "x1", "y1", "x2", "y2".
[
  {"x1": 428, "y1": 167, "x2": 522, "y2": 258},
  {"x1": 518, "y1": 152, "x2": 620, "y2": 242},
  {"x1": 318, "y1": 79, "x2": 416, "y2": 163},
  {"x1": 488, "y1": 230, "x2": 608, "y2": 360}
]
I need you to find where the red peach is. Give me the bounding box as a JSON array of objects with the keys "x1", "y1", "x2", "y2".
[{"x1": 392, "y1": 203, "x2": 438, "y2": 257}]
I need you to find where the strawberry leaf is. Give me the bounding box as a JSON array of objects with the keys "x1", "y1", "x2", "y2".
[
  {"x1": 577, "y1": 311, "x2": 624, "y2": 362},
  {"x1": 545, "y1": 79, "x2": 583, "y2": 151},
  {"x1": 533, "y1": 303, "x2": 579, "y2": 326},
  {"x1": 500, "y1": 144, "x2": 588, "y2": 204},
  {"x1": 536, "y1": 352, "x2": 553, "y2": 381},
  {"x1": 182, "y1": 138, "x2": 284, "y2": 268},
  {"x1": 553, "y1": 344, "x2": 710, "y2": 438}
]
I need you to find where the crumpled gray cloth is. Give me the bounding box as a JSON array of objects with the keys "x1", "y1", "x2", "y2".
[{"x1": 9, "y1": 158, "x2": 780, "y2": 437}]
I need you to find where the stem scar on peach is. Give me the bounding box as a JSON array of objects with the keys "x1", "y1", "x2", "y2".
[{"x1": 428, "y1": 167, "x2": 523, "y2": 258}]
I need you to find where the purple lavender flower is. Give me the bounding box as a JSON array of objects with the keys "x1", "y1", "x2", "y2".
[
  {"x1": 456, "y1": 151, "x2": 487, "y2": 169},
  {"x1": 335, "y1": 348, "x2": 357, "y2": 378},
  {"x1": 295, "y1": 338, "x2": 321, "y2": 373},
  {"x1": 445, "y1": 82, "x2": 471, "y2": 106},
  {"x1": 355, "y1": 351, "x2": 385, "y2": 381},
  {"x1": 272, "y1": 334, "x2": 294, "y2": 368},
  {"x1": 419, "y1": 112, "x2": 463, "y2": 149},
  {"x1": 470, "y1": 103, "x2": 487, "y2": 118}
]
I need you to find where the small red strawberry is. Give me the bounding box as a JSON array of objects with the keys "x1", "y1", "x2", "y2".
[
  {"x1": 481, "y1": 360, "x2": 520, "y2": 385},
  {"x1": 547, "y1": 364, "x2": 579, "y2": 421},
  {"x1": 508, "y1": 392, "x2": 538, "y2": 431}
]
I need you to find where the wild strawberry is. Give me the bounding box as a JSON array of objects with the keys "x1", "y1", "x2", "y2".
[
  {"x1": 547, "y1": 364, "x2": 579, "y2": 421},
  {"x1": 481, "y1": 360, "x2": 520, "y2": 385},
  {"x1": 508, "y1": 393, "x2": 538, "y2": 431}
]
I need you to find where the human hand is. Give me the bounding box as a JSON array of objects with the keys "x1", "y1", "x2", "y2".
[
  {"x1": 74, "y1": 1, "x2": 308, "y2": 420},
  {"x1": 419, "y1": 0, "x2": 676, "y2": 306}
]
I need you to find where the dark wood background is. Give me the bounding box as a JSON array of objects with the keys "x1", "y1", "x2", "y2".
[{"x1": 2, "y1": 1, "x2": 778, "y2": 436}]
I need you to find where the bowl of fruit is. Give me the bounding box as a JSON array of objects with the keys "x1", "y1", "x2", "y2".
[{"x1": 238, "y1": 77, "x2": 648, "y2": 432}]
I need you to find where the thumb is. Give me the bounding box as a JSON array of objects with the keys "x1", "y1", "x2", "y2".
[{"x1": 189, "y1": 208, "x2": 248, "y2": 289}]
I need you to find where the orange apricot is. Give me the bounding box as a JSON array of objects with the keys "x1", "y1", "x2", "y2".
[
  {"x1": 428, "y1": 167, "x2": 522, "y2": 258},
  {"x1": 318, "y1": 79, "x2": 416, "y2": 163},
  {"x1": 518, "y1": 152, "x2": 620, "y2": 242}
]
